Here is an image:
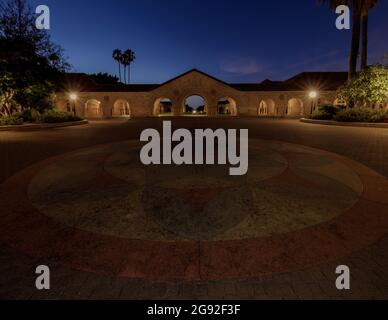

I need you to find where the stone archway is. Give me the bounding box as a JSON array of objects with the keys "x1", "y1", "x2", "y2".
[
  {"x1": 154, "y1": 97, "x2": 173, "y2": 116},
  {"x1": 287, "y1": 98, "x2": 304, "y2": 117},
  {"x1": 217, "y1": 97, "x2": 237, "y2": 116},
  {"x1": 85, "y1": 99, "x2": 103, "y2": 118},
  {"x1": 258, "y1": 99, "x2": 276, "y2": 116},
  {"x1": 258, "y1": 101, "x2": 267, "y2": 115},
  {"x1": 183, "y1": 95, "x2": 207, "y2": 115},
  {"x1": 112, "y1": 99, "x2": 131, "y2": 117}
]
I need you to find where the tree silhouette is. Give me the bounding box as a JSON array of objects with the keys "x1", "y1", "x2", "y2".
[
  {"x1": 112, "y1": 49, "x2": 122, "y2": 83},
  {"x1": 361, "y1": 0, "x2": 379, "y2": 70},
  {"x1": 319, "y1": 0, "x2": 379, "y2": 78},
  {"x1": 123, "y1": 49, "x2": 136, "y2": 84}
]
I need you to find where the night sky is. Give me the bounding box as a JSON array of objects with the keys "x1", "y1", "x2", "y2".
[{"x1": 30, "y1": 0, "x2": 388, "y2": 84}]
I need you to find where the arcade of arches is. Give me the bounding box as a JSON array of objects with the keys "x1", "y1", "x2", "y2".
[
  {"x1": 56, "y1": 69, "x2": 372, "y2": 119},
  {"x1": 84, "y1": 99, "x2": 130, "y2": 118}
]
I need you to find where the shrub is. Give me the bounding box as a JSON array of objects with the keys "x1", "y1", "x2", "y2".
[
  {"x1": 334, "y1": 107, "x2": 388, "y2": 123},
  {"x1": 17, "y1": 108, "x2": 40, "y2": 122},
  {"x1": 310, "y1": 110, "x2": 333, "y2": 120},
  {"x1": 310, "y1": 104, "x2": 342, "y2": 120},
  {"x1": 1, "y1": 110, "x2": 83, "y2": 126},
  {"x1": 0, "y1": 115, "x2": 23, "y2": 126},
  {"x1": 319, "y1": 104, "x2": 342, "y2": 117},
  {"x1": 369, "y1": 109, "x2": 388, "y2": 123},
  {"x1": 38, "y1": 110, "x2": 82, "y2": 123},
  {"x1": 337, "y1": 65, "x2": 388, "y2": 107}
]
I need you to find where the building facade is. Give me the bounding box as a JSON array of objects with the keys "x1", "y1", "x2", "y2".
[{"x1": 55, "y1": 69, "x2": 349, "y2": 119}]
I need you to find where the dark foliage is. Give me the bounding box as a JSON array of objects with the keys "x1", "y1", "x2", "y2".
[
  {"x1": 89, "y1": 72, "x2": 119, "y2": 85},
  {"x1": 0, "y1": 0, "x2": 69, "y2": 115}
]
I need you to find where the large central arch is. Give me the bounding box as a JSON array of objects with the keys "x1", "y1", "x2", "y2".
[{"x1": 183, "y1": 95, "x2": 207, "y2": 115}]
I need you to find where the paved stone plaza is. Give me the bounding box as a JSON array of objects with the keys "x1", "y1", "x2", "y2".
[{"x1": 0, "y1": 118, "x2": 388, "y2": 299}]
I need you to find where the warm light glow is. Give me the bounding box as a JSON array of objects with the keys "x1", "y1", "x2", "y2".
[
  {"x1": 309, "y1": 91, "x2": 318, "y2": 99},
  {"x1": 69, "y1": 93, "x2": 78, "y2": 101}
]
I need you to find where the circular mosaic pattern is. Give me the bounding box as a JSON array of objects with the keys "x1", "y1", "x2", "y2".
[
  {"x1": 0, "y1": 139, "x2": 387, "y2": 281},
  {"x1": 27, "y1": 141, "x2": 360, "y2": 241}
]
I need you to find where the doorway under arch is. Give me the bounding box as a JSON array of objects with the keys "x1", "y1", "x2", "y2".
[
  {"x1": 258, "y1": 99, "x2": 276, "y2": 116},
  {"x1": 287, "y1": 98, "x2": 304, "y2": 117},
  {"x1": 112, "y1": 99, "x2": 131, "y2": 117},
  {"x1": 85, "y1": 99, "x2": 103, "y2": 118},
  {"x1": 184, "y1": 95, "x2": 206, "y2": 115},
  {"x1": 217, "y1": 97, "x2": 237, "y2": 116},
  {"x1": 154, "y1": 97, "x2": 173, "y2": 116}
]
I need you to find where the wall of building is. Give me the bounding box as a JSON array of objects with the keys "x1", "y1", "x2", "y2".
[{"x1": 55, "y1": 71, "x2": 339, "y2": 119}]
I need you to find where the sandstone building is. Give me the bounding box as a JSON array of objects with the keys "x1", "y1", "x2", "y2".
[{"x1": 55, "y1": 69, "x2": 349, "y2": 118}]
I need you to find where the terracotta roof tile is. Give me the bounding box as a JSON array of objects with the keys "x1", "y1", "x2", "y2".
[{"x1": 59, "y1": 70, "x2": 348, "y2": 93}]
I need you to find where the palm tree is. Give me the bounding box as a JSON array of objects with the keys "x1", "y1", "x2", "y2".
[
  {"x1": 123, "y1": 49, "x2": 136, "y2": 84},
  {"x1": 360, "y1": 0, "x2": 379, "y2": 70},
  {"x1": 320, "y1": 1, "x2": 379, "y2": 76},
  {"x1": 348, "y1": 0, "x2": 363, "y2": 79},
  {"x1": 319, "y1": 0, "x2": 362, "y2": 79},
  {"x1": 112, "y1": 49, "x2": 122, "y2": 83},
  {"x1": 120, "y1": 53, "x2": 128, "y2": 84}
]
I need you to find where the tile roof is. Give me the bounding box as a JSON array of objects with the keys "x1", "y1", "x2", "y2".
[{"x1": 59, "y1": 70, "x2": 348, "y2": 93}]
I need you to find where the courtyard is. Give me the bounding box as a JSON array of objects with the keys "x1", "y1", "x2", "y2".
[{"x1": 0, "y1": 117, "x2": 388, "y2": 299}]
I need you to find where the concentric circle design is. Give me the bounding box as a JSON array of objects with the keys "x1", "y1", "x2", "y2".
[{"x1": 0, "y1": 139, "x2": 387, "y2": 281}]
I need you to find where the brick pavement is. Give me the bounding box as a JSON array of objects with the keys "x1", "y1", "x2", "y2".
[{"x1": 0, "y1": 118, "x2": 387, "y2": 299}]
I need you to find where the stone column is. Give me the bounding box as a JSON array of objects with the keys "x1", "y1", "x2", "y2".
[
  {"x1": 206, "y1": 97, "x2": 218, "y2": 116},
  {"x1": 172, "y1": 102, "x2": 183, "y2": 116},
  {"x1": 102, "y1": 96, "x2": 112, "y2": 117},
  {"x1": 76, "y1": 99, "x2": 86, "y2": 118}
]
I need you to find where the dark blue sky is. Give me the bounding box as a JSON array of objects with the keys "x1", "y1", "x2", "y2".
[{"x1": 31, "y1": 0, "x2": 388, "y2": 83}]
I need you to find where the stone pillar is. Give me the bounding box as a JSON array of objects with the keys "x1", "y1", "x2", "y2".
[
  {"x1": 172, "y1": 103, "x2": 183, "y2": 116},
  {"x1": 76, "y1": 99, "x2": 86, "y2": 118},
  {"x1": 207, "y1": 106, "x2": 218, "y2": 116},
  {"x1": 102, "y1": 96, "x2": 112, "y2": 117},
  {"x1": 206, "y1": 97, "x2": 218, "y2": 116}
]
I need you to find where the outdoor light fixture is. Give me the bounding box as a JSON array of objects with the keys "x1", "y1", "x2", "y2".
[
  {"x1": 309, "y1": 90, "x2": 318, "y2": 114},
  {"x1": 69, "y1": 93, "x2": 78, "y2": 116},
  {"x1": 309, "y1": 91, "x2": 318, "y2": 99}
]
